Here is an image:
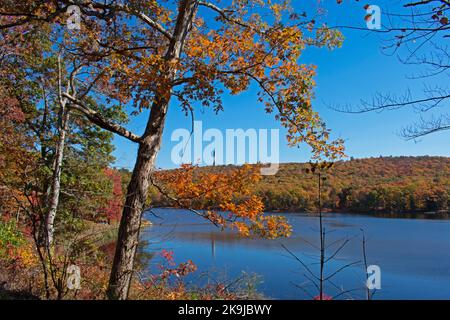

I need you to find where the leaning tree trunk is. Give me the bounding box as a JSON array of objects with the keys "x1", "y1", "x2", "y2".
[
  {"x1": 106, "y1": 0, "x2": 198, "y2": 300},
  {"x1": 106, "y1": 99, "x2": 169, "y2": 300}
]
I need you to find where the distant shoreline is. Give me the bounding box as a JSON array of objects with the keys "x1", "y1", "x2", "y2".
[{"x1": 147, "y1": 206, "x2": 450, "y2": 220}]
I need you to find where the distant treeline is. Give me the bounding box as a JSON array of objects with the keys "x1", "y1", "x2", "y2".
[{"x1": 148, "y1": 156, "x2": 450, "y2": 214}]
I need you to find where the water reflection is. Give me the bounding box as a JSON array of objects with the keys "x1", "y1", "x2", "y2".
[{"x1": 140, "y1": 208, "x2": 450, "y2": 300}]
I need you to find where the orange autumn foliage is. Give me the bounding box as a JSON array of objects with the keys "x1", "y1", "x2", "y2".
[
  {"x1": 18, "y1": 0, "x2": 348, "y2": 161},
  {"x1": 153, "y1": 164, "x2": 292, "y2": 239}
]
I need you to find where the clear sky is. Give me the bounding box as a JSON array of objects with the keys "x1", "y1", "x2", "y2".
[{"x1": 112, "y1": 0, "x2": 450, "y2": 170}]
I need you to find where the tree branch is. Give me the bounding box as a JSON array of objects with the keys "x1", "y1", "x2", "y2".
[
  {"x1": 63, "y1": 93, "x2": 142, "y2": 143},
  {"x1": 198, "y1": 1, "x2": 253, "y2": 30},
  {"x1": 74, "y1": 0, "x2": 174, "y2": 41}
]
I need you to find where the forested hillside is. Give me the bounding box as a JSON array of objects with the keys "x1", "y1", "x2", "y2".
[{"x1": 149, "y1": 157, "x2": 450, "y2": 214}]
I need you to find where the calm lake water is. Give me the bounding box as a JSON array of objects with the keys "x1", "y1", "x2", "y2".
[{"x1": 140, "y1": 208, "x2": 450, "y2": 300}]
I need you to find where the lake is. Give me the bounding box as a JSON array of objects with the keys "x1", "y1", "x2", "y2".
[{"x1": 140, "y1": 208, "x2": 450, "y2": 300}]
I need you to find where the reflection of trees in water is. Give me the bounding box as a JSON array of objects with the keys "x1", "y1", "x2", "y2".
[
  {"x1": 167, "y1": 230, "x2": 286, "y2": 250},
  {"x1": 136, "y1": 240, "x2": 157, "y2": 271}
]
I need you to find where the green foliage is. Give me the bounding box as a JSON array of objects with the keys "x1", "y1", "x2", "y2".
[
  {"x1": 0, "y1": 220, "x2": 25, "y2": 256},
  {"x1": 58, "y1": 147, "x2": 115, "y2": 223}
]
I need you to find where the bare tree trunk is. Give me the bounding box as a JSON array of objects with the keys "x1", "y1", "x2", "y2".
[
  {"x1": 106, "y1": 0, "x2": 198, "y2": 300},
  {"x1": 361, "y1": 230, "x2": 371, "y2": 300},
  {"x1": 45, "y1": 54, "x2": 78, "y2": 248},
  {"x1": 45, "y1": 105, "x2": 69, "y2": 247},
  {"x1": 318, "y1": 173, "x2": 324, "y2": 300}
]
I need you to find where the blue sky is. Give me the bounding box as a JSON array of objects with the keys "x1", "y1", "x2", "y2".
[{"x1": 112, "y1": 0, "x2": 449, "y2": 170}]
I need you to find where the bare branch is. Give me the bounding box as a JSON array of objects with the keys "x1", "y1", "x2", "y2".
[{"x1": 198, "y1": 1, "x2": 251, "y2": 30}]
